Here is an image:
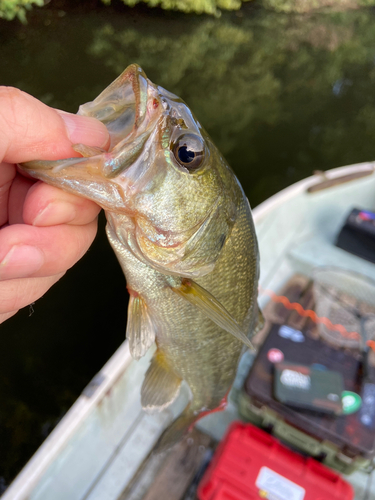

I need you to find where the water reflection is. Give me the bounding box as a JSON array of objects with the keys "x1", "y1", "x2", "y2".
[{"x1": 1, "y1": 4, "x2": 375, "y2": 489}]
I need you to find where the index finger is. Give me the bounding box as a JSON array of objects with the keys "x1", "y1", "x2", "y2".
[{"x1": 23, "y1": 181, "x2": 101, "y2": 227}]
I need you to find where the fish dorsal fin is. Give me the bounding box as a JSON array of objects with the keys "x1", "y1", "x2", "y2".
[
  {"x1": 72, "y1": 144, "x2": 106, "y2": 157},
  {"x1": 126, "y1": 292, "x2": 155, "y2": 360},
  {"x1": 172, "y1": 278, "x2": 255, "y2": 350},
  {"x1": 141, "y1": 351, "x2": 182, "y2": 412}
]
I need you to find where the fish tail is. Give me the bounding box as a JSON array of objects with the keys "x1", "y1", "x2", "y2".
[
  {"x1": 153, "y1": 394, "x2": 229, "y2": 454},
  {"x1": 153, "y1": 405, "x2": 197, "y2": 454}
]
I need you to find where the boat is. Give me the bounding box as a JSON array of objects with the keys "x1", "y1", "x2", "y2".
[{"x1": 3, "y1": 161, "x2": 375, "y2": 500}]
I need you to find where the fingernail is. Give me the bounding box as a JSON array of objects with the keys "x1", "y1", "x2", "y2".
[
  {"x1": 0, "y1": 245, "x2": 44, "y2": 280},
  {"x1": 58, "y1": 111, "x2": 109, "y2": 148},
  {"x1": 32, "y1": 201, "x2": 77, "y2": 226}
]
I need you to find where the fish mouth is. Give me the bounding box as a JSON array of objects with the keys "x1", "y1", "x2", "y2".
[
  {"x1": 19, "y1": 65, "x2": 161, "y2": 211},
  {"x1": 78, "y1": 64, "x2": 150, "y2": 149}
]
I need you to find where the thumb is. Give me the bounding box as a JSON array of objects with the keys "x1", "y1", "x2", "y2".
[{"x1": 0, "y1": 87, "x2": 109, "y2": 164}]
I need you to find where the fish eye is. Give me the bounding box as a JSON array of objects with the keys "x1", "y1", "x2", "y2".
[{"x1": 172, "y1": 134, "x2": 205, "y2": 171}]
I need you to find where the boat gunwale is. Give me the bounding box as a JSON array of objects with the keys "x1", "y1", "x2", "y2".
[{"x1": 252, "y1": 162, "x2": 375, "y2": 223}]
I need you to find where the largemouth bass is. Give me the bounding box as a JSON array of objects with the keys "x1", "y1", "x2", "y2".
[{"x1": 21, "y1": 65, "x2": 262, "y2": 449}]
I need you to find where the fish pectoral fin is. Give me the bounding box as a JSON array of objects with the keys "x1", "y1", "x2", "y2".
[
  {"x1": 141, "y1": 351, "x2": 182, "y2": 412},
  {"x1": 127, "y1": 292, "x2": 155, "y2": 360},
  {"x1": 172, "y1": 278, "x2": 255, "y2": 350},
  {"x1": 72, "y1": 144, "x2": 106, "y2": 157}
]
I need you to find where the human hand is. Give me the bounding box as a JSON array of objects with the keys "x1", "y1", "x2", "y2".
[{"x1": 0, "y1": 87, "x2": 109, "y2": 324}]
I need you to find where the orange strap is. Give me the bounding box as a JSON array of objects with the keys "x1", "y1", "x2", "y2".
[{"x1": 260, "y1": 287, "x2": 361, "y2": 341}]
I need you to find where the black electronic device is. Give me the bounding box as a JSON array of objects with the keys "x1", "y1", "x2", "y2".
[{"x1": 336, "y1": 208, "x2": 375, "y2": 263}]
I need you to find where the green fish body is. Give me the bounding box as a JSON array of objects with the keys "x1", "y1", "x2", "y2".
[{"x1": 21, "y1": 65, "x2": 261, "y2": 448}]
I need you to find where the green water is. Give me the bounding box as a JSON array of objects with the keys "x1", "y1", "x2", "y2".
[{"x1": 1, "y1": 2, "x2": 375, "y2": 491}]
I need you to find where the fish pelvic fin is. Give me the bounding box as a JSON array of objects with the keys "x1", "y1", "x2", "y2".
[
  {"x1": 171, "y1": 278, "x2": 255, "y2": 350},
  {"x1": 153, "y1": 405, "x2": 197, "y2": 455},
  {"x1": 127, "y1": 291, "x2": 156, "y2": 360},
  {"x1": 141, "y1": 350, "x2": 182, "y2": 412}
]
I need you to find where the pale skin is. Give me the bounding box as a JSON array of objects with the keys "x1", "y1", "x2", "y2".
[{"x1": 0, "y1": 87, "x2": 110, "y2": 324}]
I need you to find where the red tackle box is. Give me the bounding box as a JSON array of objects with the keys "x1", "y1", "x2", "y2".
[{"x1": 197, "y1": 422, "x2": 353, "y2": 500}]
